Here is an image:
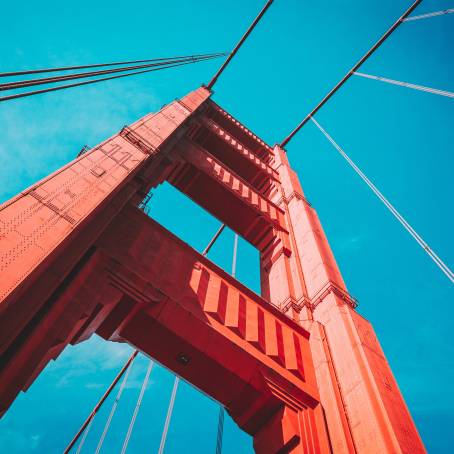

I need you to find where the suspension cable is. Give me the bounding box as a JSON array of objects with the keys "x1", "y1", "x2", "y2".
[
  {"x1": 0, "y1": 54, "x2": 224, "y2": 102},
  {"x1": 310, "y1": 116, "x2": 454, "y2": 284},
  {"x1": 280, "y1": 0, "x2": 422, "y2": 147},
  {"x1": 207, "y1": 0, "x2": 274, "y2": 89},
  {"x1": 403, "y1": 8, "x2": 454, "y2": 22},
  {"x1": 215, "y1": 232, "x2": 239, "y2": 454},
  {"x1": 0, "y1": 53, "x2": 220, "y2": 78},
  {"x1": 231, "y1": 233, "x2": 239, "y2": 279},
  {"x1": 94, "y1": 353, "x2": 136, "y2": 454},
  {"x1": 74, "y1": 415, "x2": 95, "y2": 454},
  {"x1": 353, "y1": 71, "x2": 454, "y2": 98},
  {"x1": 215, "y1": 405, "x2": 225, "y2": 454},
  {"x1": 0, "y1": 53, "x2": 226, "y2": 91},
  {"x1": 63, "y1": 350, "x2": 139, "y2": 454},
  {"x1": 202, "y1": 224, "x2": 226, "y2": 256},
  {"x1": 120, "y1": 359, "x2": 154, "y2": 454},
  {"x1": 157, "y1": 376, "x2": 180, "y2": 454},
  {"x1": 154, "y1": 224, "x2": 227, "y2": 453}
]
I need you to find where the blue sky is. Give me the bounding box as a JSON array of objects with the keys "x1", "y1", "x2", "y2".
[{"x1": 0, "y1": 0, "x2": 453, "y2": 452}]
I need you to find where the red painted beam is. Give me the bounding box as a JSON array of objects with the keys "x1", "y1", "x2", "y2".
[
  {"x1": 94, "y1": 205, "x2": 329, "y2": 451},
  {"x1": 167, "y1": 141, "x2": 288, "y2": 253},
  {"x1": 206, "y1": 100, "x2": 273, "y2": 160}
]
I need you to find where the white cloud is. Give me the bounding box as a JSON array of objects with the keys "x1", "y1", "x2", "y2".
[
  {"x1": 337, "y1": 234, "x2": 364, "y2": 253},
  {"x1": 0, "y1": 79, "x2": 161, "y2": 202}
]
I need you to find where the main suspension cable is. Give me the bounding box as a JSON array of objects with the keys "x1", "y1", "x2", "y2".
[
  {"x1": 353, "y1": 71, "x2": 454, "y2": 98},
  {"x1": 0, "y1": 53, "x2": 226, "y2": 91},
  {"x1": 0, "y1": 53, "x2": 220, "y2": 78},
  {"x1": 63, "y1": 350, "x2": 139, "y2": 454},
  {"x1": 310, "y1": 116, "x2": 454, "y2": 284},
  {"x1": 120, "y1": 359, "x2": 154, "y2": 454},
  {"x1": 207, "y1": 0, "x2": 274, "y2": 89},
  {"x1": 0, "y1": 54, "x2": 224, "y2": 102},
  {"x1": 280, "y1": 0, "x2": 422, "y2": 147}
]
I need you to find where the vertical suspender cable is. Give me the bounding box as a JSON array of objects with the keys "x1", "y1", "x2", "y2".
[
  {"x1": 310, "y1": 116, "x2": 454, "y2": 284},
  {"x1": 231, "y1": 234, "x2": 239, "y2": 279},
  {"x1": 64, "y1": 350, "x2": 139, "y2": 453},
  {"x1": 74, "y1": 416, "x2": 95, "y2": 454},
  {"x1": 94, "y1": 354, "x2": 136, "y2": 454},
  {"x1": 216, "y1": 232, "x2": 239, "y2": 454},
  {"x1": 157, "y1": 376, "x2": 180, "y2": 454},
  {"x1": 120, "y1": 360, "x2": 154, "y2": 454},
  {"x1": 215, "y1": 406, "x2": 225, "y2": 454}
]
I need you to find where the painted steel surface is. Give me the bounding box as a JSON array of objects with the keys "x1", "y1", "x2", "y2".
[{"x1": 0, "y1": 87, "x2": 425, "y2": 453}]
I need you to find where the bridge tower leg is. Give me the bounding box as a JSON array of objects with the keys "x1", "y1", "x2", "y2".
[{"x1": 261, "y1": 145, "x2": 425, "y2": 453}]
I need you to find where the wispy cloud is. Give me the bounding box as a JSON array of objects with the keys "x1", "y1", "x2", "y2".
[
  {"x1": 0, "y1": 429, "x2": 43, "y2": 452},
  {"x1": 0, "y1": 80, "x2": 160, "y2": 203},
  {"x1": 337, "y1": 234, "x2": 364, "y2": 253},
  {"x1": 50, "y1": 336, "x2": 135, "y2": 388}
]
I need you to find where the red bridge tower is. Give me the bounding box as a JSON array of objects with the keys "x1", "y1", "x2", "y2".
[{"x1": 0, "y1": 87, "x2": 425, "y2": 453}]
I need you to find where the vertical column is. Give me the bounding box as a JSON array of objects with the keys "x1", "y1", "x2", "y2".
[
  {"x1": 260, "y1": 189, "x2": 307, "y2": 317},
  {"x1": 261, "y1": 146, "x2": 425, "y2": 453}
]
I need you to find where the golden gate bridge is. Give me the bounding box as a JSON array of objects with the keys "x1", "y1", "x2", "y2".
[{"x1": 0, "y1": 1, "x2": 452, "y2": 452}]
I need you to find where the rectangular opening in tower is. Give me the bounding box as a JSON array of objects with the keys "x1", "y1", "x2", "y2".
[{"x1": 143, "y1": 182, "x2": 260, "y2": 294}]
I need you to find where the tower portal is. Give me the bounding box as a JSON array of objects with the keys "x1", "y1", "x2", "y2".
[{"x1": 0, "y1": 87, "x2": 425, "y2": 453}]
